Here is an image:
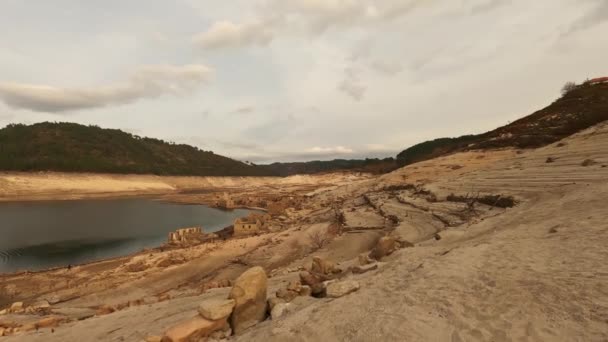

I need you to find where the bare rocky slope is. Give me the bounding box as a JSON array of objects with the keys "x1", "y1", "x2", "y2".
[{"x1": 1, "y1": 119, "x2": 606, "y2": 341}]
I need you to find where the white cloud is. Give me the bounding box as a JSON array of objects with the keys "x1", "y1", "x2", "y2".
[
  {"x1": 0, "y1": 64, "x2": 212, "y2": 113},
  {"x1": 307, "y1": 145, "x2": 354, "y2": 154},
  {"x1": 193, "y1": 0, "x2": 432, "y2": 50},
  {"x1": 193, "y1": 20, "x2": 274, "y2": 50},
  {"x1": 232, "y1": 105, "x2": 256, "y2": 114}
]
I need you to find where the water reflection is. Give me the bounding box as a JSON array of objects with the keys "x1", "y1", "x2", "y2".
[{"x1": 0, "y1": 199, "x2": 252, "y2": 273}]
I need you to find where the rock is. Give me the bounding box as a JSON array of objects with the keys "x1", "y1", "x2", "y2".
[
  {"x1": 268, "y1": 297, "x2": 286, "y2": 311},
  {"x1": 0, "y1": 327, "x2": 5, "y2": 336},
  {"x1": 299, "y1": 285, "x2": 312, "y2": 297},
  {"x1": 209, "y1": 327, "x2": 232, "y2": 340},
  {"x1": 358, "y1": 253, "x2": 374, "y2": 266},
  {"x1": 95, "y1": 305, "x2": 116, "y2": 316},
  {"x1": 369, "y1": 236, "x2": 398, "y2": 260},
  {"x1": 129, "y1": 299, "x2": 144, "y2": 307},
  {"x1": 311, "y1": 256, "x2": 340, "y2": 275},
  {"x1": 37, "y1": 316, "x2": 63, "y2": 328},
  {"x1": 156, "y1": 254, "x2": 186, "y2": 268},
  {"x1": 145, "y1": 335, "x2": 163, "y2": 342},
  {"x1": 143, "y1": 297, "x2": 159, "y2": 305},
  {"x1": 33, "y1": 300, "x2": 50, "y2": 307},
  {"x1": 126, "y1": 261, "x2": 148, "y2": 273},
  {"x1": 53, "y1": 307, "x2": 96, "y2": 321},
  {"x1": 352, "y1": 264, "x2": 378, "y2": 274},
  {"x1": 228, "y1": 266, "x2": 268, "y2": 334},
  {"x1": 10, "y1": 302, "x2": 24, "y2": 313},
  {"x1": 286, "y1": 281, "x2": 302, "y2": 293},
  {"x1": 198, "y1": 299, "x2": 236, "y2": 321},
  {"x1": 275, "y1": 288, "x2": 298, "y2": 302},
  {"x1": 202, "y1": 279, "x2": 232, "y2": 293},
  {"x1": 162, "y1": 316, "x2": 228, "y2": 342},
  {"x1": 157, "y1": 293, "x2": 171, "y2": 302},
  {"x1": 0, "y1": 309, "x2": 6, "y2": 315},
  {"x1": 20, "y1": 323, "x2": 38, "y2": 332},
  {"x1": 326, "y1": 280, "x2": 360, "y2": 298},
  {"x1": 270, "y1": 303, "x2": 292, "y2": 320},
  {"x1": 29, "y1": 300, "x2": 52, "y2": 314},
  {"x1": 46, "y1": 295, "x2": 61, "y2": 305},
  {"x1": 299, "y1": 271, "x2": 326, "y2": 287}
]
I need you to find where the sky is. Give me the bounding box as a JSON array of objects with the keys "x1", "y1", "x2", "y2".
[{"x1": 0, "y1": 0, "x2": 607, "y2": 163}]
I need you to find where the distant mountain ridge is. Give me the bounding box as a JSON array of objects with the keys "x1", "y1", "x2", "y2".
[
  {"x1": 0, "y1": 122, "x2": 395, "y2": 177},
  {"x1": 1, "y1": 82, "x2": 605, "y2": 177}
]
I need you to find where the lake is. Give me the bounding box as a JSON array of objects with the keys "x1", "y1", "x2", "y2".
[{"x1": 0, "y1": 199, "x2": 254, "y2": 273}]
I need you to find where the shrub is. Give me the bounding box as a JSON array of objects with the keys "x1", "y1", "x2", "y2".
[
  {"x1": 561, "y1": 81, "x2": 578, "y2": 96},
  {"x1": 308, "y1": 230, "x2": 331, "y2": 250}
]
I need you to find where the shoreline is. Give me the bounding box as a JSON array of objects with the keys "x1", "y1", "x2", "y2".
[{"x1": 0, "y1": 198, "x2": 261, "y2": 277}]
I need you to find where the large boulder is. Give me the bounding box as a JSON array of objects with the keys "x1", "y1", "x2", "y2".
[
  {"x1": 162, "y1": 316, "x2": 228, "y2": 342},
  {"x1": 228, "y1": 266, "x2": 268, "y2": 334},
  {"x1": 326, "y1": 280, "x2": 360, "y2": 298},
  {"x1": 198, "y1": 299, "x2": 235, "y2": 321}
]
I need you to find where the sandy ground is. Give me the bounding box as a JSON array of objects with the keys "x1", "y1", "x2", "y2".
[
  {"x1": 0, "y1": 172, "x2": 366, "y2": 202},
  {"x1": 1, "y1": 122, "x2": 608, "y2": 341}
]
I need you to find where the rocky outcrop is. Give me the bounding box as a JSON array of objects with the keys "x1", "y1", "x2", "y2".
[
  {"x1": 228, "y1": 266, "x2": 268, "y2": 334},
  {"x1": 326, "y1": 280, "x2": 360, "y2": 298}
]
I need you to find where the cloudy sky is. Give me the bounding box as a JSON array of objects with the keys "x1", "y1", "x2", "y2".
[{"x1": 0, "y1": 0, "x2": 607, "y2": 163}]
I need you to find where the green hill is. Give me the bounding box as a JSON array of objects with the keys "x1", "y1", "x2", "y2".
[{"x1": 0, "y1": 122, "x2": 272, "y2": 176}]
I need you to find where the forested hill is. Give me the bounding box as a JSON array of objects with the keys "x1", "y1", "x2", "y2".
[{"x1": 0, "y1": 122, "x2": 273, "y2": 176}]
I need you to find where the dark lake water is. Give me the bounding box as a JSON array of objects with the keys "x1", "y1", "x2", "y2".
[{"x1": 0, "y1": 199, "x2": 253, "y2": 273}]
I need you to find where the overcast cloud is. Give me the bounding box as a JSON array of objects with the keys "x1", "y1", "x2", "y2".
[{"x1": 0, "y1": 0, "x2": 607, "y2": 163}]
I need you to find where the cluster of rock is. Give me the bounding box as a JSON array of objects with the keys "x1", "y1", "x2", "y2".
[
  {"x1": 0, "y1": 300, "x2": 50, "y2": 316},
  {"x1": 159, "y1": 267, "x2": 268, "y2": 341},
  {"x1": 0, "y1": 300, "x2": 69, "y2": 336},
  {"x1": 0, "y1": 234, "x2": 409, "y2": 339},
  {"x1": 157, "y1": 254, "x2": 371, "y2": 341}
]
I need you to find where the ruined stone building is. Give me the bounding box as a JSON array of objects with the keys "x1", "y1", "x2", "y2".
[
  {"x1": 233, "y1": 213, "x2": 272, "y2": 236},
  {"x1": 167, "y1": 227, "x2": 205, "y2": 245}
]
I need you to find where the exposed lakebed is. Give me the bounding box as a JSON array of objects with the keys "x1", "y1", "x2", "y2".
[{"x1": 0, "y1": 199, "x2": 254, "y2": 273}]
